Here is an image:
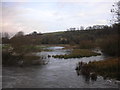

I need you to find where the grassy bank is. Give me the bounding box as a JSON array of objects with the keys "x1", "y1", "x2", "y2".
[
  {"x1": 52, "y1": 49, "x2": 101, "y2": 59},
  {"x1": 2, "y1": 51, "x2": 41, "y2": 66},
  {"x1": 83, "y1": 57, "x2": 120, "y2": 80},
  {"x1": 23, "y1": 45, "x2": 52, "y2": 52},
  {"x1": 2, "y1": 44, "x2": 52, "y2": 52},
  {"x1": 2, "y1": 44, "x2": 46, "y2": 66}
]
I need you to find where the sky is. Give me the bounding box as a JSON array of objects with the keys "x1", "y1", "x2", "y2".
[{"x1": 0, "y1": 0, "x2": 119, "y2": 35}]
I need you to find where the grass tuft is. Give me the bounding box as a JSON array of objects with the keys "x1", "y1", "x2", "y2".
[{"x1": 52, "y1": 49, "x2": 101, "y2": 59}]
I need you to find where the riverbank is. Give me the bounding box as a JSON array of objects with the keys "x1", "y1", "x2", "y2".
[
  {"x1": 2, "y1": 46, "x2": 118, "y2": 88},
  {"x1": 2, "y1": 44, "x2": 46, "y2": 66},
  {"x1": 77, "y1": 57, "x2": 120, "y2": 80},
  {"x1": 2, "y1": 51, "x2": 42, "y2": 66}
]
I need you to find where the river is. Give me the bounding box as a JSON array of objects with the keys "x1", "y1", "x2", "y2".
[{"x1": 2, "y1": 46, "x2": 119, "y2": 88}]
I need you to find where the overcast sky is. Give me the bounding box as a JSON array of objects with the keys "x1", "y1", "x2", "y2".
[{"x1": 1, "y1": 0, "x2": 119, "y2": 35}]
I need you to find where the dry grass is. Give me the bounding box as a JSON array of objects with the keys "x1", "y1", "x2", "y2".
[
  {"x1": 86, "y1": 57, "x2": 120, "y2": 80},
  {"x1": 52, "y1": 49, "x2": 101, "y2": 59}
]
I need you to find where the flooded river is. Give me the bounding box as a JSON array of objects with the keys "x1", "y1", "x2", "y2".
[{"x1": 2, "y1": 46, "x2": 119, "y2": 88}]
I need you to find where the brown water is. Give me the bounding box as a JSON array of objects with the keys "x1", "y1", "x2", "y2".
[{"x1": 2, "y1": 46, "x2": 119, "y2": 88}]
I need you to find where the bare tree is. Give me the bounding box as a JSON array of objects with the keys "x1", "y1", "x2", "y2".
[
  {"x1": 15, "y1": 31, "x2": 24, "y2": 37},
  {"x1": 2, "y1": 32, "x2": 10, "y2": 44},
  {"x1": 111, "y1": 1, "x2": 120, "y2": 24},
  {"x1": 80, "y1": 26, "x2": 84, "y2": 30},
  {"x1": 2, "y1": 32, "x2": 9, "y2": 39}
]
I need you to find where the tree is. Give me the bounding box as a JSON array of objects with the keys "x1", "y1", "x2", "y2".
[
  {"x1": 92, "y1": 25, "x2": 105, "y2": 30},
  {"x1": 10, "y1": 31, "x2": 29, "y2": 54},
  {"x1": 0, "y1": 33, "x2": 1, "y2": 44},
  {"x1": 86, "y1": 26, "x2": 92, "y2": 30},
  {"x1": 31, "y1": 31, "x2": 37, "y2": 35},
  {"x1": 15, "y1": 31, "x2": 24, "y2": 37},
  {"x1": 2, "y1": 32, "x2": 10, "y2": 44},
  {"x1": 111, "y1": 1, "x2": 120, "y2": 24},
  {"x1": 80, "y1": 26, "x2": 84, "y2": 30},
  {"x1": 2, "y1": 32, "x2": 9, "y2": 39}
]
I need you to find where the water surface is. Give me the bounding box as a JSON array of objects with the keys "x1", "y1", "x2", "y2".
[{"x1": 2, "y1": 46, "x2": 118, "y2": 88}]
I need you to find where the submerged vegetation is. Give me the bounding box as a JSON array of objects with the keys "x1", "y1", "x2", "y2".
[{"x1": 52, "y1": 49, "x2": 101, "y2": 59}]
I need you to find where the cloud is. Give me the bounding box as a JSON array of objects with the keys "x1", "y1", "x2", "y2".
[
  {"x1": 1, "y1": 1, "x2": 116, "y2": 35},
  {"x1": 2, "y1": 3, "x2": 49, "y2": 34},
  {"x1": 59, "y1": 0, "x2": 119, "y2": 2},
  {"x1": 1, "y1": 0, "x2": 119, "y2": 2},
  {"x1": 2, "y1": 3, "x2": 24, "y2": 33},
  {"x1": 77, "y1": 12, "x2": 85, "y2": 17},
  {"x1": 96, "y1": 20, "x2": 107, "y2": 24}
]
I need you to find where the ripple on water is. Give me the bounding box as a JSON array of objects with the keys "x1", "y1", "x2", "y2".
[{"x1": 2, "y1": 46, "x2": 119, "y2": 88}]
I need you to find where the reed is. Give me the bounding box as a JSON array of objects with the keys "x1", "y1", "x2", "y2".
[{"x1": 84, "y1": 57, "x2": 120, "y2": 80}]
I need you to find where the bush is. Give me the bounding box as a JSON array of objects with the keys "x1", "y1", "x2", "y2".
[
  {"x1": 2, "y1": 51, "x2": 19, "y2": 66},
  {"x1": 100, "y1": 35, "x2": 119, "y2": 56},
  {"x1": 86, "y1": 57, "x2": 120, "y2": 80},
  {"x1": 79, "y1": 40, "x2": 95, "y2": 49}
]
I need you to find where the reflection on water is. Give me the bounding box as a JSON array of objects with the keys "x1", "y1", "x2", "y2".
[
  {"x1": 47, "y1": 46, "x2": 64, "y2": 50},
  {"x1": 2, "y1": 46, "x2": 119, "y2": 88},
  {"x1": 76, "y1": 70, "x2": 97, "y2": 83},
  {"x1": 75, "y1": 61, "x2": 97, "y2": 83},
  {"x1": 83, "y1": 74, "x2": 91, "y2": 84}
]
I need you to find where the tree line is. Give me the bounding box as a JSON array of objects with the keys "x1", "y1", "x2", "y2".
[{"x1": 2, "y1": 1, "x2": 120, "y2": 57}]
